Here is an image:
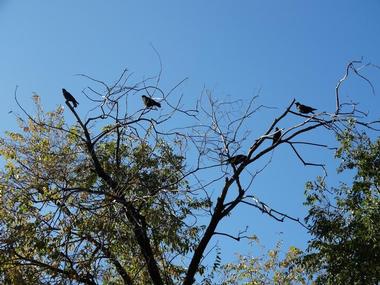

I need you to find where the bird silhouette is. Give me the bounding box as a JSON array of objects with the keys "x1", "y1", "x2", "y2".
[
  {"x1": 62, "y1": 89, "x2": 79, "y2": 108},
  {"x1": 142, "y1": 95, "x2": 161, "y2": 108},
  {"x1": 227, "y1": 154, "x2": 247, "y2": 165},
  {"x1": 295, "y1": 102, "x2": 316, "y2": 114},
  {"x1": 272, "y1": 127, "x2": 282, "y2": 145}
]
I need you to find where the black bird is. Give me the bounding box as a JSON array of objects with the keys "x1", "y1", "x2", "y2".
[
  {"x1": 272, "y1": 127, "x2": 282, "y2": 145},
  {"x1": 227, "y1": 154, "x2": 247, "y2": 165},
  {"x1": 62, "y1": 89, "x2": 79, "y2": 108},
  {"x1": 142, "y1": 95, "x2": 161, "y2": 108},
  {"x1": 295, "y1": 102, "x2": 316, "y2": 114}
]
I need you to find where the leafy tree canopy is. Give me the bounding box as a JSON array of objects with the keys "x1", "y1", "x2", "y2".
[
  {"x1": 221, "y1": 238, "x2": 313, "y2": 285},
  {"x1": 0, "y1": 96, "x2": 207, "y2": 284},
  {"x1": 303, "y1": 132, "x2": 380, "y2": 284}
]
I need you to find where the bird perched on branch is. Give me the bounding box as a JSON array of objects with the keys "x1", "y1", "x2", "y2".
[
  {"x1": 272, "y1": 127, "x2": 282, "y2": 145},
  {"x1": 295, "y1": 102, "x2": 316, "y2": 114},
  {"x1": 142, "y1": 95, "x2": 161, "y2": 108},
  {"x1": 62, "y1": 88, "x2": 79, "y2": 108},
  {"x1": 227, "y1": 154, "x2": 247, "y2": 165}
]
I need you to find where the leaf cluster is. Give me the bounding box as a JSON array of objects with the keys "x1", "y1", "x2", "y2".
[
  {"x1": 303, "y1": 133, "x2": 380, "y2": 284},
  {"x1": 0, "y1": 98, "x2": 207, "y2": 284}
]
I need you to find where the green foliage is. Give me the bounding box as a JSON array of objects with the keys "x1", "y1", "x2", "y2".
[
  {"x1": 220, "y1": 238, "x2": 313, "y2": 285},
  {"x1": 303, "y1": 133, "x2": 380, "y2": 284},
  {"x1": 0, "y1": 97, "x2": 207, "y2": 284}
]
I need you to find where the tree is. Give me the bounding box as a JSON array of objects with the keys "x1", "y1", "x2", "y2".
[
  {"x1": 302, "y1": 132, "x2": 380, "y2": 284},
  {"x1": 0, "y1": 62, "x2": 378, "y2": 284},
  {"x1": 0, "y1": 96, "x2": 207, "y2": 284},
  {"x1": 221, "y1": 238, "x2": 313, "y2": 285}
]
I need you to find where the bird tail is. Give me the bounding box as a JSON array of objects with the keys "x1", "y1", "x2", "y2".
[{"x1": 155, "y1": 101, "x2": 161, "y2": 108}]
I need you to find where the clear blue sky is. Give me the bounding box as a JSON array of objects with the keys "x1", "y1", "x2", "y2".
[{"x1": 1, "y1": 0, "x2": 380, "y2": 267}]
